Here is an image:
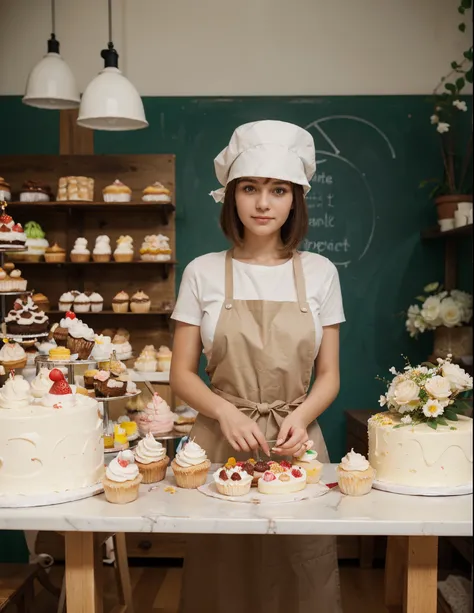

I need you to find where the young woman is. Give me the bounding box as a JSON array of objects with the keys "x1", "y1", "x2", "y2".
[{"x1": 170, "y1": 120, "x2": 344, "y2": 613}]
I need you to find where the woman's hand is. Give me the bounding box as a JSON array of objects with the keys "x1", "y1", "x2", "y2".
[
  {"x1": 273, "y1": 413, "x2": 309, "y2": 457},
  {"x1": 218, "y1": 406, "x2": 270, "y2": 456}
]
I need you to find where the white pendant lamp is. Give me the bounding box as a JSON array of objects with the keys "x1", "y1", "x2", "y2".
[
  {"x1": 23, "y1": 0, "x2": 80, "y2": 110},
  {"x1": 77, "y1": 0, "x2": 148, "y2": 131}
]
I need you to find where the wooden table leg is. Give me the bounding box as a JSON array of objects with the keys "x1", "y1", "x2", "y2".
[
  {"x1": 65, "y1": 532, "x2": 97, "y2": 613},
  {"x1": 404, "y1": 536, "x2": 438, "y2": 613},
  {"x1": 385, "y1": 536, "x2": 408, "y2": 611}
]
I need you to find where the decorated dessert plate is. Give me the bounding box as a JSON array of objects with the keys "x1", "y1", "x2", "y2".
[
  {"x1": 0, "y1": 482, "x2": 104, "y2": 508},
  {"x1": 198, "y1": 481, "x2": 330, "y2": 504},
  {"x1": 95, "y1": 389, "x2": 141, "y2": 402},
  {"x1": 372, "y1": 480, "x2": 473, "y2": 497}
]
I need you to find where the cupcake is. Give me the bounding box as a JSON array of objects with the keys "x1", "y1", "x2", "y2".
[
  {"x1": 48, "y1": 346, "x2": 71, "y2": 361},
  {"x1": 103, "y1": 179, "x2": 132, "y2": 203},
  {"x1": 134, "y1": 433, "x2": 170, "y2": 484},
  {"x1": 19, "y1": 180, "x2": 52, "y2": 202},
  {"x1": 83, "y1": 369, "x2": 99, "y2": 389},
  {"x1": 89, "y1": 292, "x2": 104, "y2": 313},
  {"x1": 0, "y1": 177, "x2": 11, "y2": 201},
  {"x1": 0, "y1": 342, "x2": 27, "y2": 370},
  {"x1": 137, "y1": 392, "x2": 175, "y2": 436},
  {"x1": 30, "y1": 367, "x2": 53, "y2": 398},
  {"x1": 51, "y1": 311, "x2": 76, "y2": 345},
  {"x1": 336, "y1": 449, "x2": 375, "y2": 496},
  {"x1": 134, "y1": 345, "x2": 158, "y2": 372},
  {"x1": 24, "y1": 221, "x2": 49, "y2": 262},
  {"x1": 117, "y1": 415, "x2": 138, "y2": 437},
  {"x1": 58, "y1": 291, "x2": 74, "y2": 312},
  {"x1": 112, "y1": 291, "x2": 129, "y2": 313},
  {"x1": 213, "y1": 465, "x2": 253, "y2": 496},
  {"x1": 57, "y1": 176, "x2": 94, "y2": 201},
  {"x1": 139, "y1": 234, "x2": 172, "y2": 262},
  {"x1": 102, "y1": 450, "x2": 143, "y2": 504},
  {"x1": 32, "y1": 293, "x2": 50, "y2": 312},
  {"x1": 157, "y1": 346, "x2": 172, "y2": 372},
  {"x1": 112, "y1": 332, "x2": 133, "y2": 360},
  {"x1": 44, "y1": 243, "x2": 66, "y2": 263},
  {"x1": 66, "y1": 318, "x2": 95, "y2": 359},
  {"x1": 94, "y1": 370, "x2": 126, "y2": 397},
  {"x1": 92, "y1": 235, "x2": 111, "y2": 262},
  {"x1": 293, "y1": 441, "x2": 323, "y2": 484},
  {"x1": 171, "y1": 441, "x2": 211, "y2": 489},
  {"x1": 173, "y1": 405, "x2": 198, "y2": 435},
  {"x1": 73, "y1": 292, "x2": 91, "y2": 313},
  {"x1": 130, "y1": 290, "x2": 151, "y2": 313},
  {"x1": 91, "y1": 334, "x2": 113, "y2": 360},
  {"x1": 9, "y1": 269, "x2": 28, "y2": 292},
  {"x1": 113, "y1": 235, "x2": 134, "y2": 262},
  {"x1": 70, "y1": 237, "x2": 90, "y2": 263},
  {"x1": 142, "y1": 182, "x2": 171, "y2": 203}
]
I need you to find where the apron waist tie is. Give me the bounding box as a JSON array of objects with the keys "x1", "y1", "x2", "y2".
[{"x1": 210, "y1": 386, "x2": 307, "y2": 439}]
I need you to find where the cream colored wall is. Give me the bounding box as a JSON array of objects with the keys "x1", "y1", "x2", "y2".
[{"x1": 0, "y1": 0, "x2": 472, "y2": 96}]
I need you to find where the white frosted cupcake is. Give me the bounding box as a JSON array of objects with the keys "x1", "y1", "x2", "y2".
[
  {"x1": 336, "y1": 449, "x2": 375, "y2": 496},
  {"x1": 171, "y1": 441, "x2": 210, "y2": 489},
  {"x1": 213, "y1": 465, "x2": 252, "y2": 496},
  {"x1": 103, "y1": 179, "x2": 132, "y2": 203},
  {"x1": 58, "y1": 291, "x2": 75, "y2": 312},
  {"x1": 114, "y1": 235, "x2": 134, "y2": 262},
  {"x1": 93, "y1": 235, "x2": 112, "y2": 262},
  {"x1": 89, "y1": 292, "x2": 104, "y2": 312},
  {"x1": 70, "y1": 237, "x2": 90, "y2": 263},
  {"x1": 102, "y1": 450, "x2": 143, "y2": 504},
  {"x1": 134, "y1": 433, "x2": 169, "y2": 484},
  {"x1": 73, "y1": 292, "x2": 91, "y2": 313}
]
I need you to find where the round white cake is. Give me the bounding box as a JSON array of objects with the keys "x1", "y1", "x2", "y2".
[
  {"x1": 0, "y1": 374, "x2": 104, "y2": 496},
  {"x1": 368, "y1": 412, "x2": 473, "y2": 488}
]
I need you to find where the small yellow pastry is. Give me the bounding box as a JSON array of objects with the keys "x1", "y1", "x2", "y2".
[
  {"x1": 293, "y1": 442, "x2": 323, "y2": 484},
  {"x1": 104, "y1": 434, "x2": 114, "y2": 449},
  {"x1": 49, "y1": 347, "x2": 71, "y2": 361},
  {"x1": 121, "y1": 421, "x2": 137, "y2": 436},
  {"x1": 114, "y1": 426, "x2": 129, "y2": 447}
]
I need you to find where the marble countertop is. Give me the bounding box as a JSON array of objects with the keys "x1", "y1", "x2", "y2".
[{"x1": 0, "y1": 466, "x2": 471, "y2": 536}]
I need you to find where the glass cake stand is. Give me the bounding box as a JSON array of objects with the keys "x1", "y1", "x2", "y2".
[{"x1": 35, "y1": 355, "x2": 97, "y2": 384}]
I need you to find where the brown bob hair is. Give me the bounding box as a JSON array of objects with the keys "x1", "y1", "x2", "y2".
[{"x1": 219, "y1": 179, "x2": 308, "y2": 255}]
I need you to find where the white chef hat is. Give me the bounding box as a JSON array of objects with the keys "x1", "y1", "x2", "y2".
[{"x1": 210, "y1": 120, "x2": 316, "y2": 203}]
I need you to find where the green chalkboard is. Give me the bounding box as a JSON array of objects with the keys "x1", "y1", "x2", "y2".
[{"x1": 0, "y1": 95, "x2": 471, "y2": 462}]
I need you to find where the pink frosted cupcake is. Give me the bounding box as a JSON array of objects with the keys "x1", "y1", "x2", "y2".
[
  {"x1": 137, "y1": 392, "x2": 175, "y2": 436},
  {"x1": 336, "y1": 449, "x2": 375, "y2": 496}
]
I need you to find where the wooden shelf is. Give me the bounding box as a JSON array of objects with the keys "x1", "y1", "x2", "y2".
[
  {"x1": 8, "y1": 200, "x2": 175, "y2": 211},
  {"x1": 47, "y1": 310, "x2": 173, "y2": 316},
  {"x1": 421, "y1": 223, "x2": 473, "y2": 240},
  {"x1": 16, "y1": 260, "x2": 177, "y2": 266}
]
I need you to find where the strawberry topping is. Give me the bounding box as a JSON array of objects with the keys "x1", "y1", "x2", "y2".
[
  {"x1": 219, "y1": 469, "x2": 228, "y2": 481},
  {"x1": 291, "y1": 468, "x2": 303, "y2": 479},
  {"x1": 235, "y1": 461, "x2": 245, "y2": 468},
  {"x1": 263, "y1": 472, "x2": 276, "y2": 482},
  {"x1": 280, "y1": 460, "x2": 292, "y2": 469},
  {"x1": 65, "y1": 311, "x2": 76, "y2": 319},
  {"x1": 230, "y1": 472, "x2": 242, "y2": 481},
  {"x1": 0, "y1": 214, "x2": 12, "y2": 224},
  {"x1": 49, "y1": 369, "x2": 72, "y2": 395},
  {"x1": 118, "y1": 458, "x2": 129, "y2": 468},
  {"x1": 12, "y1": 223, "x2": 23, "y2": 232},
  {"x1": 49, "y1": 368, "x2": 64, "y2": 382}
]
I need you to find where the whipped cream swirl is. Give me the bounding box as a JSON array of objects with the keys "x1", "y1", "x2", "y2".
[
  {"x1": 339, "y1": 449, "x2": 370, "y2": 472},
  {"x1": 106, "y1": 451, "x2": 139, "y2": 482},
  {"x1": 174, "y1": 441, "x2": 207, "y2": 468},
  {"x1": 135, "y1": 433, "x2": 166, "y2": 464}
]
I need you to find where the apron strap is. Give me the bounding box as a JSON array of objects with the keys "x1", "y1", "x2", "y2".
[
  {"x1": 292, "y1": 251, "x2": 309, "y2": 313},
  {"x1": 224, "y1": 249, "x2": 234, "y2": 305}
]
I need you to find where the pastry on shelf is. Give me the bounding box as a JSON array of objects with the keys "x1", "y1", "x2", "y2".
[
  {"x1": 58, "y1": 291, "x2": 75, "y2": 311},
  {"x1": 117, "y1": 415, "x2": 138, "y2": 437},
  {"x1": 89, "y1": 292, "x2": 104, "y2": 312},
  {"x1": 103, "y1": 179, "x2": 132, "y2": 203},
  {"x1": 113, "y1": 425, "x2": 129, "y2": 449},
  {"x1": 0, "y1": 267, "x2": 13, "y2": 292},
  {"x1": 171, "y1": 440, "x2": 210, "y2": 489},
  {"x1": 142, "y1": 181, "x2": 171, "y2": 203},
  {"x1": 44, "y1": 242, "x2": 66, "y2": 263},
  {"x1": 134, "y1": 345, "x2": 158, "y2": 372},
  {"x1": 157, "y1": 345, "x2": 172, "y2": 372},
  {"x1": 102, "y1": 450, "x2": 143, "y2": 504},
  {"x1": 92, "y1": 235, "x2": 111, "y2": 262},
  {"x1": 137, "y1": 392, "x2": 175, "y2": 436},
  {"x1": 0, "y1": 207, "x2": 26, "y2": 249},
  {"x1": 73, "y1": 292, "x2": 91, "y2": 313},
  {"x1": 0, "y1": 177, "x2": 11, "y2": 201},
  {"x1": 0, "y1": 341, "x2": 27, "y2": 370},
  {"x1": 125, "y1": 393, "x2": 146, "y2": 422},
  {"x1": 93, "y1": 370, "x2": 126, "y2": 397},
  {"x1": 19, "y1": 180, "x2": 52, "y2": 203},
  {"x1": 112, "y1": 290, "x2": 130, "y2": 313},
  {"x1": 130, "y1": 290, "x2": 151, "y2": 313},
  {"x1": 51, "y1": 311, "x2": 75, "y2": 346},
  {"x1": 173, "y1": 405, "x2": 197, "y2": 435},
  {"x1": 5, "y1": 295, "x2": 49, "y2": 335},
  {"x1": 91, "y1": 334, "x2": 113, "y2": 360},
  {"x1": 32, "y1": 292, "x2": 50, "y2": 312},
  {"x1": 70, "y1": 237, "x2": 90, "y2": 262},
  {"x1": 36, "y1": 338, "x2": 56, "y2": 356},
  {"x1": 112, "y1": 331, "x2": 133, "y2": 360},
  {"x1": 8, "y1": 268, "x2": 27, "y2": 292},
  {"x1": 139, "y1": 234, "x2": 172, "y2": 262},
  {"x1": 24, "y1": 221, "x2": 49, "y2": 261},
  {"x1": 66, "y1": 317, "x2": 95, "y2": 359},
  {"x1": 48, "y1": 346, "x2": 71, "y2": 361},
  {"x1": 57, "y1": 176, "x2": 94, "y2": 202},
  {"x1": 113, "y1": 235, "x2": 134, "y2": 262}
]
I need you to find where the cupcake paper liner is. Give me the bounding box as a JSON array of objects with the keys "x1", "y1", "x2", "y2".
[
  {"x1": 336, "y1": 466, "x2": 375, "y2": 496},
  {"x1": 215, "y1": 480, "x2": 252, "y2": 497},
  {"x1": 93, "y1": 254, "x2": 111, "y2": 262},
  {"x1": 45, "y1": 253, "x2": 66, "y2": 263},
  {"x1": 67, "y1": 336, "x2": 94, "y2": 359},
  {"x1": 102, "y1": 474, "x2": 143, "y2": 504},
  {"x1": 114, "y1": 253, "x2": 134, "y2": 262},
  {"x1": 130, "y1": 301, "x2": 151, "y2": 313},
  {"x1": 171, "y1": 459, "x2": 211, "y2": 489},
  {"x1": 70, "y1": 253, "x2": 90, "y2": 263},
  {"x1": 1, "y1": 358, "x2": 27, "y2": 370},
  {"x1": 136, "y1": 457, "x2": 170, "y2": 484},
  {"x1": 112, "y1": 302, "x2": 129, "y2": 313}
]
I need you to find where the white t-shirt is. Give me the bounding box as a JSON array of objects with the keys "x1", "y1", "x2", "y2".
[{"x1": 171, "y1": 251, "x2": 345, "y2": 360}]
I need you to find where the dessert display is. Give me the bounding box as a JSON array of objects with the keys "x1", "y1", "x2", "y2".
[
  {"x1": 336, "y1": 450, "x2": 375, "y2": 496},
  {"x1": 134, "y1": 345, "x2": 158, "y2": 372},
  {"x1": 0, "y1": 207, "x2": 26, "y2": 249},
  {"x1": 23, "y1": 221, "x2": 49, "y2": 261},
  {"x1": 0, "y1": 265, "x2": 27, "y2": 292},
  {"x1": 5, "y1": 295, "x2": 49, "y2": 335},
  {"x1": 51, "y1": 312, "x2": 94, "y2": 358},
  {"x1": 57, "y1": 176, "x2": 94, "y2": 201},
  {"x1": 44, "y1": 242, "x2": 66, "y2": 263},
  {"x1": 134, "y1": 433, "x2": 169, "y2": 484},
  {"x1": 174, "y1": 405, "x2": 197, "y2": 434},
  {"x1": 32, "y1": 292, "x2": 50, "y2": 311},
  {"x1": 137, "y1": 392, "x2": 175, "y2": 436},
  {"x1": 171, "y1": 440, "x2": 210, "y2": 489},
  {"x1": 371, "y1": 356, "x2": 473, "y2": 489},
  {"x1": 83, "y1": 368, "x2": 99, "y2": 389},
  {"x1": 157, "y1": 345, "x2": 172, "y2": 372},
  {"x1": 30, "y1": 367, "x2": 55, "y2": 398},
  {"x1": 73, "y1": 292, "x2": 91, "y2": 313},
  {"x1": 142, "y1": 181, "x2": 171, "y2": 203},
  {"x1": 70, "y1": 237, "x2": 90, "y2": 262},
  {"x1": 293, "y1": 441, "x2": 323, "y2": 484},
  {"x1": 0, "y1": 342, "x2": 27, "y2": 370},
  {"x1": 112, "y1": 290, "x2": 130, "y2": 313},
  {"x1": 114, "y1": 235, "x2": 134, "y2": 262},
  {"x1": 91, "y1": 334, "x2": 113, "y2": 360},
  {"x1": 103, "y1": 179, "x2": 132, "y2": 203},
  {"x1": 92, "y1": 235, "x2": 112, "y2": 262},
  {"x1": 89, "y1": 292, "x2": 104, "y2": 312},
  {"x1": 0, "y1": 371, "x2": 103, "y2": 496},
  {"x1": 139, "y1": 234, "x2": 172, "y2": 261},
  {"x1": 102, "y1": 450, "x2": 142, "y2": 504},
  {"x1": 0, "y1": 177, "x2": 11, "y2": 201},
  {"x1": 36, "y1": 338, "x2": 56, "y2": 356},
  {"x1": 130, "y1": 290, "x2": 151, "y2": 313},
  {"x1": 257, "y1": 461, "x2": 307, "y2": 495},
  {"x1": 49, "y1": 346, "x2": 71, "y2": 361},
  {"x1": 125, "y1": 393, "x2": 146, "y2": 422},
  {"x1": 213, "y1": 464, "x2": 253, "y2": 496},
  {"x1": 113, "y1": 424, "x2": 129, "y2": 449},
  {"x1": 112, "y1": 330, "x2": 133, "y2": 359},
  {"x1": 93, "y1": 370, "x2": 127, "y2": 397},
  {"x1": 58, "y1": 291, "x2": 75, "y2": 311},
  {"x1": 19, "y1": 180, "x2": 52, "y2": 202}
]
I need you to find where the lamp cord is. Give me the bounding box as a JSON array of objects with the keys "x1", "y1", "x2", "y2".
[
  {"x1": 51, "y1": 0, "x2": 56, "y2": 37},
  {"x1": 108, "y1": 0, "x2": 113, "y2": 47}
]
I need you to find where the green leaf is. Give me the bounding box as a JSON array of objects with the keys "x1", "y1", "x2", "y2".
[
  {"x1": 416, "y1": 295, "x2": 426, "y2": 302},
  {"x1": 427, "y1": 419, "x2": 438, "y2": 430},
  {"x1": 424, "y1": 282, "x2": 440, "y2": 292},
  {"x1": 445, "y1": 83, "x2": 457, "y2": 93},
  {"x1": 456, "y1": 77, "x2": 466, "y2": 90},
  {"x1": 444, "y1": 409, "x2": 458, "y2": 421},
  {"x1": 459, "y1": 22, "x2": 467, "y2": 32},
  {"x1": 436, "y1": 416, "x2": 449, "y2": 426},
  {"x1": 464, "y1": 47, "x2": 473, "y2": 60},
  {"x1": 461, "y1": 0, "x2": 472, "y2": 9},
  {"x1": 459, "y1": 5, "x2": 466, "y2": 13},
  {"x1": 421, "y1": 362, "x2": 437, "y2": 369},
  {"x1": 466, "y1": 68, "x2": 473, "y2": 84}
]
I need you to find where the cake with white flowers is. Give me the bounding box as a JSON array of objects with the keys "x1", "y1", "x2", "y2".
[
  {"x1": 369, "y1": 356, "x2": 473, "y2": 489},
  {"x1": 0, "y1": 370, "x2": 104, "y2": 497}
]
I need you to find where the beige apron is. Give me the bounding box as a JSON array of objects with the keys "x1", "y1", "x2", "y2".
[{"x1": 180, "y1": 250, "x2": 341, "y2": 613}]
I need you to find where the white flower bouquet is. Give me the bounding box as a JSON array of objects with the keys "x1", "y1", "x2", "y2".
[
  {"x1": 378, "y1": 355, "x2": 473, "y2": 429},
  {"x1": 406, "y1": 282, "x2": 472, "y2": 338}
]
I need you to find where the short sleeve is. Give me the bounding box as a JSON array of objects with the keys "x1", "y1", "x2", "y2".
[
  {"x1": 171, "y1": 261, "x2": 202, "y2": 326},
  {"x1": 319, "y1": 262, "x2": 345, "y2": 326}
]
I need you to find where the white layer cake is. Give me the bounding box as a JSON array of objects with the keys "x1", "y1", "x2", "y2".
[
  {"x1": 0, "y1": 395, "x2": 104, "y2": 496},
  {"x1": 368, "y1": 412, "x2": 473, "y2": 488}
]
